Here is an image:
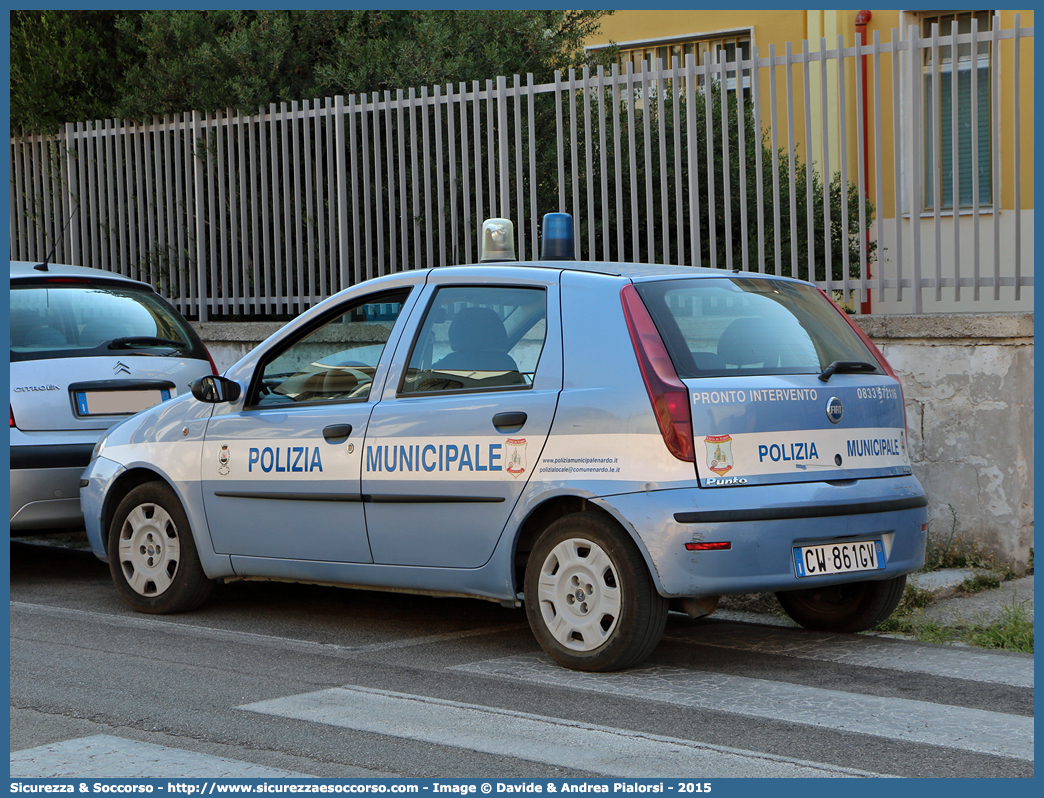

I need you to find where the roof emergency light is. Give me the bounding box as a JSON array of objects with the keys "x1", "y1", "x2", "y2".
[
  {"x1": 540, "y1": 213, "x2": 575, "y2": 261},
  {"x1": 479, "y1": 219, "x2": 516, "y2": 262}
]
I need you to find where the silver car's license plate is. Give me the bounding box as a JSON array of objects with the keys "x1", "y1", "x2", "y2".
[
  {"x1": 793, "y1": 539, "x2": 885, "y2": 578},
  {"x1": 75, "y1": 389, "x2": 171, "y2": 416}
]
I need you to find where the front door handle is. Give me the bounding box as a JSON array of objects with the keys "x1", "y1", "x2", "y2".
[
  {"x1": 492, "y1": 412, "x2": 527, "y2": 430},
  {"x1": 323, "y1": 424, "x2": 353, "y2": 443}
]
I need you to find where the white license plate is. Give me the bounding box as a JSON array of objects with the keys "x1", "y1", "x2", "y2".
[
  {"x1": 76, "y1": 389, "x2": 171, "y2": 416},
  {"x1": 793, "y1": 539, "x2": 885, "y2": 578}
]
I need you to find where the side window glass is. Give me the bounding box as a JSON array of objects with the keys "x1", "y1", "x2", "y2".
[
  {"x1": 401, "y1": 285, "x2": 547, "y2": 395},
  {"x1": 252, "y1": 290, "x2": 410, "y2": 407}
]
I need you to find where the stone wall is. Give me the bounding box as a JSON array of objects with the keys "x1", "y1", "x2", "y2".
[
  {"x1": 854, "y1": 313, "x2": 1034, "y2": 571},
  {"x1": 194, "y1": 312, "x2": 1034, "y2": 570}
]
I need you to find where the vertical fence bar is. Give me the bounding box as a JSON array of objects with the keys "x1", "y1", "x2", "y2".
[
  {"x1": 486, "y1": 79, "x2": 497, "y2": 220},
  {"x1": 190, "y1": 111, "x2": 204, "y2": 318},
  {"x1": 422, "y1": 86, "x2": 434, "y2": 269},
  {"x1": 526, "y1": 74, "x2": 538, "y2": 257},
  {"x1": 228, "y1": 110, "x2": 241, "y2": 311},
  {"x1": 459, "y1": 84, "x2": 472, "y2": 264},
  {"x1": 642, "y1": 61, "x2": 654, "y2": 263},
  {"x1": 435, "y1": 85, "x2": 447, "y2": 267},
  {"x1": 65, "y1": 123, "x2": 80, "y2": 264},
  {"x1": 769, "y1": 44, "x2": 782, "y2": 274},
  {"x1": 613, "y1": 64, "x2": 625, "y2": 261},
  {"x1": 399, "y1": 89, "x2": 411, "y2": 268},
  {"x1": 684, "y1": 55, "x2": 701, "y2": 267},
  {"x1": 583, "y1": 66, "x2": 596, "y2": 260},
  {"x1": 385, "y1": 92, "x2": 398, "y2": 274},
  {"x1": 598, "y1": 66, "x2": 610, "y2": 263},
  {"x1": 333, "y1": 96, "x2": 349, "y2": 293},
  {"x1": 818, "y1": 41, "x2": 832, "y2": 293},
  {"x1": 751, "y1": 45, "x2": 764, "y2": 273},
  {"x1": 14, "y1": 137, "x2": 27, "y2": 259},
  {"x1": 627, "y1": 62, "x2": 639, "y2": 261},
  {"x1": 872, "y1": 32, "x2": 884, "y2": 302},
  {"x1": 719, "y1": 59, "x2": 733, "y2": 269},
  {"x1": 836, "y1": 35, "x2": 851, "y2": 301},
  {"x1": 555, "y1": 71, "x2": 565, "y2": 214},
  {"x1": 854, "y1": 33, "x2": 869, "y2": 302},
  {"x1": 103, "y1": 122, "x2": 117, "y2": 272},
  {"x1": 703, "y1": 59, "x2": 716, "y2": 269},
  {"x1": 151, "y1": 118, "x2": 163, "y2": 288},
  {"x1": 207, "y1": 113, "x2": 219, "y2": 314},
  {"x1": 162, "y1": 116, "x2": 175, "y2": 291},
  {"x1": 349, "y1": 95, "x2": 363, "y2": 287},
  {"x1": 908, "y1": 26, "x2": 925, "y2": 312},
  {"x1": 801, "y1": 43, "x2": 814, "y2": 285},
  {"x1": 513, "y1": 75, "x2": 526, "y2": 261},
  {"x1": 410, "y1": 89, "x2": 423, "y2": 269},
  {"x1": 568, "y1": 69, "x2": 581, "y2": 258},
  {"x1": 656, "y1": 58, "x2": 669, "y2": 264},
  {"x1": 88, "y1": 122, "x2": 101, "y2": 268},
  {"x1": 472, "y1": 80, "x2": 484, "y2": 249},
  {"x1": 970, "y1": 19, "x2": 981, "y2": 302},
  {"x1": 301, "y1": 101, "x2": 314, "y2": 305},
  {"x1": 930, "y1": 26, "x2": 942, "y2": 303},
  {"x1": 360, "y1": 95, "x2": 374, "y2": 281},
  {"x1": 216, "y1": 112, "x2": 229, "y2": 312},
  {"x1": 889, "y1": 30, "x2": 904, "y2": 303},
  {"x1": 497, "y1": 76, "x2": 510, "y2": 231},
  {"x1": 447, "y1": 84, "x2": 458, "y2": 266},
  {"x1": 371, "y1": 94, "x2": 385, "y2": 278},
  {"x1": 670, "y1": 57, "x2": 684, "y2": 267},
  {"x1": 736, "y1": 51, "x2": 749, "y2": 271}
]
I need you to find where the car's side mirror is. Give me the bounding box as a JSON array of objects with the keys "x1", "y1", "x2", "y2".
[{"x1": 189, "y1": 375, "x2": 242, "y2": 404}]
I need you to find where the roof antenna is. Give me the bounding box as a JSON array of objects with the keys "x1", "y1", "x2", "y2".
[{"x1": 33, "y1": 198, "x2": 78, "y2": 272}]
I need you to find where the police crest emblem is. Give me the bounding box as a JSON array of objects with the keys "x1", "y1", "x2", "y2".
[
  {"x1": 218, "y1": 445, "x2": 230, "y2": 476},
  {"x1": 704, "y1": 434, "x2": 734, "y2": 475},
  {"x1": 505, "y1": 438, "x2": 527, "y2": 478}
]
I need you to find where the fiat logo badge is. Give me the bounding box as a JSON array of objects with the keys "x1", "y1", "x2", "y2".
[{"x1": 826, "y1": 397, "x2": 844, "y2": 424}]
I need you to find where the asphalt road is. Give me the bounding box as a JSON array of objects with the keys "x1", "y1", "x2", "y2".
[{"x1": 9, "y1": 536, "x2": 1034, "y2": 779}]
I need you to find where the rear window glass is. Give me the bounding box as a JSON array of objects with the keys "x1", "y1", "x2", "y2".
[
  {"x1": 9, "y1": 284, "x2": 204, "y2": 363},
  {"x1": 635, "y1": 278, "x2": 879, "y2": 378}
]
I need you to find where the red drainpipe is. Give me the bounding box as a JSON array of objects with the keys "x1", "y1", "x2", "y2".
[{"x1": 856, "y1": 10, "x2": 873, "y2": 314}]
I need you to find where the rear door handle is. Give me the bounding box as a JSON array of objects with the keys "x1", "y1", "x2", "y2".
[
  {"x1": 323, "y1": 424, "x2": 353, "y2": 443},
  {"x1": 492, "y1": 412, "x2": 527, "y2": 430}
]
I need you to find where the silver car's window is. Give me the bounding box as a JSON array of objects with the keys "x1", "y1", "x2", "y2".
[
  {"x1": 400, "y1": 285, "x2": 546, "y2": 395},
  {"x1": 9, "y1": 284, "x2": 203, "y2": 363},
  {"x1": 636, "y1": 278, "x2": 879, "y2": 378},
  {"x1": 253, "y1": 290, "x2": 410, "y2": 407}
]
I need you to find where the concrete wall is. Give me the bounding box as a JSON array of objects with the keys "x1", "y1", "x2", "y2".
[
  {"x1": 854, "y1": 313, "x2": 1034, "y2": 571},
  {"x1": 194, "y1": 312, "x2": 1034, "y2": 571}
]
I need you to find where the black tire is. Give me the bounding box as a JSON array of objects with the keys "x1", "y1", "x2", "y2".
[
  {"x1": 107, "y1": 481, "x2": 214, "y2": 614},
  {"x1": 775, "y1": 574, "x2": 907, "y2": 633},
  {"x1": 524, "y1": 511, "x2": 667, "y2": 672}
]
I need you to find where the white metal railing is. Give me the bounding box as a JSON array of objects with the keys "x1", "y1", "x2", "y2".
[{"x1": 9, "y1": 19, "x2": 1032, "y2": 318}]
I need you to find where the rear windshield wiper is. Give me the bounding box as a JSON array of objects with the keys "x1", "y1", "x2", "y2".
[
  {"x1": 107, "y1": 336, "x2": 187, "y2": 350},
  {"x1": 818, "y1": 360, "x2": 878, "y2": 382}
]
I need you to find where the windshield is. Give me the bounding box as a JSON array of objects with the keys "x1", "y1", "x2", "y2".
[
  {"x1": 635, "y1": 277, "x2": 879, "y2": 378},
  {"x1": 9, "y1": 283, "x2": 205, "y2": 363}
]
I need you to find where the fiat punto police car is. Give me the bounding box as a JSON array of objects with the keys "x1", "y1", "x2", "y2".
[{"x1": 81, "y1": 215, "x2": 927, "y2": 672}]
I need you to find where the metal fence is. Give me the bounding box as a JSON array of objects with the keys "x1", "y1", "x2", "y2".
[{"x1": 9, "y1": 19, "x2": 1033, "y2": 319}]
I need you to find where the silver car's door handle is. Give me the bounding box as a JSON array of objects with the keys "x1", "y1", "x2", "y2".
[
  {"x1": 322, "y1": 424, "x2": 353, "y2": 442},
  {"x1": 492, "y1": 412, "x2": 527, "y2": 430}
]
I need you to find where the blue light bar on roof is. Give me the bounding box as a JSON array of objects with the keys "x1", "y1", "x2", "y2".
[{"x1": 540, "y1": 213, "x2": 574, "y2": 261}]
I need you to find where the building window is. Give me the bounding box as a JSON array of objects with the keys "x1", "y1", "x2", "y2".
[
  {"x1": 922, "y1": 11, "x2": 992, "y2": 210},
  {"x1": 604, "y1": 33, "x2": 752, "y2": 92}
]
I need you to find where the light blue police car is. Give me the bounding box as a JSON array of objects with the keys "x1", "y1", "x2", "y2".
[{"x1": 80, "y1": 215, "x2": 927, "y2": 672}]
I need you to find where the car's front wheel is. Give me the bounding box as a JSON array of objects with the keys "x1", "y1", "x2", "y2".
[
  {"x1": 775, "y1": 574, "x2": 907, "y2": 633},
  {"x1": 107, "y1": 481, "x2": 213, "y2": 614},
  {"x1": 524, "y1": 511, "x2": 667, "y2": 672}
]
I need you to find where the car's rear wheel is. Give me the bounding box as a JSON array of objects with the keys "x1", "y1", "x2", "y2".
[
  {"x1": 108, "y1": 481, "x2": 213, "y2": 614},
  {"x1": 524, "y1": 511, "x2": 667, "y2": 672},
  {"x1": 775, "y1": 574, "x2": 906, "y2": 633}
]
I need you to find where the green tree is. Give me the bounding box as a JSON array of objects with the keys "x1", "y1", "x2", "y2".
[{"x1": 10, "y1": 10, "x2": 136, "y2": 135}]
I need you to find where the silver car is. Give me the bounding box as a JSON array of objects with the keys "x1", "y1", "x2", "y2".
[{"x1": 10, "y1": 261, "x2": 215, "y2": 532}]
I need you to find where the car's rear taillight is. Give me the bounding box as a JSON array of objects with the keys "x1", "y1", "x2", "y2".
[
  {"x1": 621, "y1": 284, "x2": 694, "y2": 462},
  {"x1": 10, "y1": 405, "x2": 16, "y2": 428}
]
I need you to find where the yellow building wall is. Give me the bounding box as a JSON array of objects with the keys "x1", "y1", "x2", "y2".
[{"x1": 588, "y1": 9, "x2": 1033, "y2": 215}]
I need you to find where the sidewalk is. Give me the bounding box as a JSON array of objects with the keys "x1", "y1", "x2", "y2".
[{"x1": 910, "y1": 570, "x2": 1034, "y2": 626}]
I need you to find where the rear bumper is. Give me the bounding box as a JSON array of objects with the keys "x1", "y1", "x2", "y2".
[
  {"x1": 10, "y1": 443, "x2": 95, "y2": 531},
  {"x1": 601, "y1": 475, "x2": 928, "y2": 597}
]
